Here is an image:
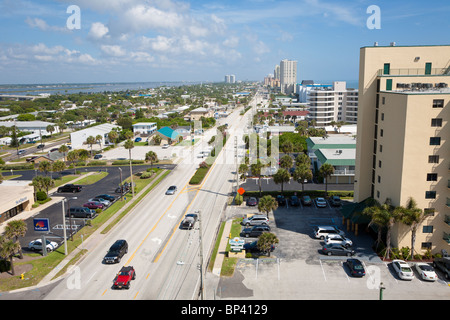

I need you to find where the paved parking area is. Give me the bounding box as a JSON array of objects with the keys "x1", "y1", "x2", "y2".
[{"x1": 215, "y1": 197, "x2": 450, "y2": 300}]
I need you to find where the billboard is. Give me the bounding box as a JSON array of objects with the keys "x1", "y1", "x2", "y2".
[{"x1": 33, "y1": 218, "x2": 50, "y2": 232}]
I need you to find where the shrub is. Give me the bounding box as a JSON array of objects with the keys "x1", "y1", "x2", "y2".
[
  {"x1": 199, "y1": 161, "x2": 208, "y2": 169},
  {"x1": 36, "y1": 191, "x2": 47, "y2": 201},
  {"x1": 235, "y1": 194, "x2": 243, "y2": 205},
  {"x1": 140, "y1": 171, "x2": 152, "y2": 179}
]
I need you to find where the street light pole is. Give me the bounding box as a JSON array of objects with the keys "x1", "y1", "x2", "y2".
[
  {"x1": 197, "y1": 210, "x2": 204, "y2": 300},
  {"x1": 61, "y1": 200, "x2": 68, "y2": 255}
]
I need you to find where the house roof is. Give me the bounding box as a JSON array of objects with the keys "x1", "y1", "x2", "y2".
[
  {"x1": 314, "y1": 149, "x2": 355, "y2": 166},
  {"x1": 157, "y1": 126, "x2": 181, "y2": 139}
]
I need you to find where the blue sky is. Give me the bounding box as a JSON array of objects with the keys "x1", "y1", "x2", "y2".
[{"x1": 0, "y1": 0, "x2": 449, "y2": 84}]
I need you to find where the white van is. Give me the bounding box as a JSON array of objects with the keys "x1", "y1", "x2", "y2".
[{"x1": 313, "y1": 226, "x2": 345, "y2": 239}]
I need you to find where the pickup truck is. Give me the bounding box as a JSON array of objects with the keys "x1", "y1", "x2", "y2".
[
  {"x1": 433, "y1": 250, "x2": 450, "y2": 280},
  {"x1": 113, "y1": 266, "x2": 136, "y2": 289},
  {"x1": 57, "y1": 184, "x2": 82, "y2": 193},
  {"x1": 181, "y1": 213, "x2": 198, "y2": 230}
]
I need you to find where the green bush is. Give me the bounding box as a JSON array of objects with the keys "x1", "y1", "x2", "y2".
[
  {"x1": 140, "y1": 171, "x2": 152, "y2": 179},
  {"x1": 235, "y1": 194, "x2": 243, "y2": 205},
  {"x1": 36, "y1": 191, "x2": 47, "y2": 201},
  {"x1": 87, "y1": 161, "x2": 107, "y2": 166}
]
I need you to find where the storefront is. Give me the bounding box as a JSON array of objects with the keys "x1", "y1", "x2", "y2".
[{"x1": 0, "y1": 180, "x2": 35, "y2": 225}]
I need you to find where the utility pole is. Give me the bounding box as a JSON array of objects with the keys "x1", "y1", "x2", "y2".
[
  {"x1": 197, "y1": 210, "x2": 204, "y2": 300},
  {"x1": 235, "y1": 136, "x2": 238, "y2": 194}
]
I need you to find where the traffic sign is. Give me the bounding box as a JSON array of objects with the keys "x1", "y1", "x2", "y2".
[{"x1": 238, "y1": 187, "x2": 245, "y2": 195}]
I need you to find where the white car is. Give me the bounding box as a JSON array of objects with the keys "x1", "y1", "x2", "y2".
[
  {"x1": 415, "y1": 262, "x2": 437, "y2": 281},
  {"x1": 324, "y1": 234, "x2": 353, "y2": 247},
  {"x1": 89, "y1": 198, "x2": 111, "y2": 207},
  {"x1": 392, "y1": 259, "x2": 414, "y2": 280},
  {"x1": 315, "y1": 197, "x2": 327, "y2": 208},
  {"x1": 28, "y1": 239, "x2": 58, "y2": 252}
]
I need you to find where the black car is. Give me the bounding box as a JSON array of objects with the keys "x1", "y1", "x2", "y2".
[
  {"x1": 103, "y1": 240, "x2": 128, "y2": 264},
  {"x1": 67, "y1": 207, "x2": 94, "y2": 218},
  {"x1": 37, "y1": 144, "x2": 45, "y2": 149},
  {"x1": 301, "y1": 195, "x2": 312, "y2": 206},
  {"x1": 57, "y1": 184, "x2": 82, "y2": 193},
  {"x1": 329, "y1": 196, "x2": 342, "y2": 207},
  {"x1": 346, "y1": 258, "x2": 366, "y2": 277},
  {"x1": 181, "y1": 213, "x2": 198, "y2": 230},
  {"x1": 94, "y1": 154, "x2": 103, "y2": 159},
  {"x1": 276, "y1": 195, "x2": 287, "y2": 206},
  {"x1": 322, "y1": 244, "x2": 355, "y2": 256},
  {"x1": 289, "y1": 196, "x2": 300, "y2": 206},
  {"x1": 246, "y1": 197, "x2": 258, "y2": 206},
  {"x1": 241, "y1": 225, "x2": 271, "y2": 238},
  {"x1": 244, "y1": 240, "x2": 275, "y2": 253},
  {"x1": 95, "y1": 194, "x2": 116, "y2": 202}
]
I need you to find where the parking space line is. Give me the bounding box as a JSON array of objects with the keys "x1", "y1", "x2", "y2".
[
  {"x1": 341, "y1": 261, "x2": 350, "y2": 282},
  {"x1": 319, "y1": 259, "x2": 327, "y2": 281}
]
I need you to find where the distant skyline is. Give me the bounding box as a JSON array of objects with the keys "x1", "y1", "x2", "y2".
[{"x1": 0, "y1": 0, "x2": 449, "y2": 84}]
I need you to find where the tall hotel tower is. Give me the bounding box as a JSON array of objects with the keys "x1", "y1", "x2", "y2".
[{"x1": 280, "y1": 59, "x2": 297, "y2": 95}]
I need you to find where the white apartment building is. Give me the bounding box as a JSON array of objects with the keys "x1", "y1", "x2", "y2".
[
  {"x1": 307, "y1": 81, "x2": 358, "y2": 126},
  {"x1": 280, "y1": 59, "x2": 298, "y2": 95}
]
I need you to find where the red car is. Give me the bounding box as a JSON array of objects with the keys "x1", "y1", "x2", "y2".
[
  {"x1": 83, "y1": 201, "x2": 104, "y2": 209},
  {"x1": 113, "y1": 266, "x2": 136, "y2": 289}
]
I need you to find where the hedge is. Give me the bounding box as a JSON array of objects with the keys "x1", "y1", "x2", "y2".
[{"x1": 243, "y1": 190, "x2": 354, "y2": 198}]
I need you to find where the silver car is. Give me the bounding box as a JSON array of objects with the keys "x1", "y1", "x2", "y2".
[
  {"x1": 166, "y1": 186, "x2": 177, "y2": 195},
  {"x1": 242, "y1": 214, "x2": 269, "y2": 227}
]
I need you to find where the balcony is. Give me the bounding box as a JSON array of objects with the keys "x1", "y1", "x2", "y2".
[
  {"x1": 445, "y1": 215, "x2": 450, "y2": 226},
  {"x1": 444, "y1": 232, "x2": 450, "y2": 244},
  {"x1": 377, "y1": 67, "x2": 450, "y2": 77}
]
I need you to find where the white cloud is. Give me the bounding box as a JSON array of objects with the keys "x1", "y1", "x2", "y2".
[
  {"x1": 100, "y1": 45, "x2": 126, "y2": 57},
  {"x1": 88, "y1": 22, "x2": 110, "y2": 40},
  {"x1": 25, "y1": 17, "x2": 68, "y2": 33}
]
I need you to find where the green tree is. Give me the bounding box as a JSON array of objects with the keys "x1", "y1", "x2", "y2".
[
  {"x1": 46, "y1": 125, "x2": 55, "y2": 137},
  {"x1": 293, "y1": 164, "x2": 313, "y2": 192},
  {"x1": 145, "y1": 151, "x2": 158, "y2": 166},
  {"x1": 85, "y1": 136, "x2": 96, "y2": 158},
  {"x1": 279, "y1": 154, "x2": 293, "y2": 170},
  {"x1": 257, "y1": 232, "x2": 279, "y2": 257},
  {"x1": 318, "y1": 163, "x2": 334, "y2": 195},
  {"x1": 58, "y1": 144, "x2": 69, "y2": 161},
  {"x1": 273, "y1": 168, "x2": 290, "y2": 193},
  {"x1": 257, "y1": 195, "x2": 278, "y2": 218},
  {"x1": 108, "y1": 130, "x2": 119, "y2": 147},
  {"x1": 38, "y1": 160, "x2": 52, "y2": 176},
  {"x1": 4, "y1": 220, "x2": 27, "y2": 259},
  {"x1": 67, "y1": 150, "x2": 79, "y2": 174},
  {"x1": 250, "y1": 160, "x2": 264, "y2": 197},
  {"x1": 52, "y1": 160, "x2": 66, "y2": 177},
  {"x1": 0, "y1": 235, "x2": 21, "y2": 275},
  {"x1": 124, "y1": 139, "x2": 135, "y2": 197}
]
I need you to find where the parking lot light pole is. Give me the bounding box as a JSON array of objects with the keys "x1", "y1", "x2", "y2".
[
  {"x1": 61, "y1": 200, "x2": 68, "y2": 255},
  {"x1": 118, "y1": 167, "x2": 123, "y2": 201}
]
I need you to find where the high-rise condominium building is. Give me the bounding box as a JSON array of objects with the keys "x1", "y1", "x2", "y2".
[
  {"x1": 224, "y1": 75, "x2": 235, "y2": 83},
  {"x1": 305, "y1": 81, "x2": 358, "y2": 126},
  {"x1": 355, "y1": 44, "x2": 450, "y2": 254},
  {"x1": 280, "y1": 59, "x2": 297, "y2": 95}
]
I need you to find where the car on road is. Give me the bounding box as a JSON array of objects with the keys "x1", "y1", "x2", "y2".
[
  {"x1": 57, "y1": 184, "x2": 82, "y2": 193},
  {"x1": 83, "y1": 201, "x2": 104, "y2": 210},
  {"x1": 165, "y1": 185, "x2": 177, "y2": 195},
  {"x1": 89, "y1": 197, "x2": 111, "y2": 207},
  {"x1": 289, "y1": 196, "x2": 300, "y2": 207},
  {"x1": 95, "y1": 194, "x2": 116, "y2": 202},
  {"x1": 324, "y1": 234, "x2": 353, "y2": 248},
  {"x1": 315, "y1": 197, "x2": 327, "y2": 208},
  {"x1": 17, "y1": 149, "x2": 26, "y2": 155},
  {"x1": 329, "y1": 195, "x2": 342, "y2": 207},
  {"x1": 246, "y1": 197, "x2": 258, "y2": 206},
  {"x1": 113, "y1": 266, "x2": 136, "y2": 289},
  {"x1": 313, "y1": 226, "x2": 345, "y2": 239},
  {"x1": 244, "y1": 240, "x2": 275, "y2": 254},
  {"x1": 67, "y1": 207, "x2": 94, "y2": 218},
  {"x1": 301, "y1": 195, "x2": 312, "y2": 206},
  {"x1": 28, "y1": 239, "x2": 58, "y2": 252},
  {"x1": 93, "y1": 154, "x2": 103, "y2": 159},
  {"x1": 276, "y1": 195, "x2": 287, "y2": 206},
  {"x1": 415, "y1": 262, "x2": 437, "y2": 281},
  {"x1": 392, "y1": 260, "x2": 414, "y2": 280},
  {"x1": 346, "y1": 258, "x2": 366, "y2": 277},
  {"x1": 162, "y1": 144, "x2": 170, "y2": 149},
  {"x1": 37, "y1": 144, "x2": 45, "y2": 149},
  {"x1": 181, "y1": 213, "x2": 198, "y2": 230},
  {"x1": 50, "y1": 148, "x2": 59, "y2": 152},
  {"x1": 103, "y1": 240, "x2": 128, "y2": 264},
  {"x1": 322, "y1": 244, "x2": 355, "y2": 256},
  {"x1": 241, "y1": 225, "x2": 271, "y2": 238},
  {"x1": 242, "y1": 214, "x2": 269, "y2": 227}
]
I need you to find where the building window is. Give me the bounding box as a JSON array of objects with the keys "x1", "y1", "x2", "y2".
[
  {"x1": 380, "y1": 129, "x2": 383, "y2": 137},
  {"x1": 376, "y1": 190, "x2": 380, "y2": 198},
  {"x1": 378, "y1": 175, "x2": 381, "y2": 183},
  {"x1": 379, "y1": 145, "x2": 383, "y2": 152},
  {"x1": 381, "y1": 113, "x2": 384, "y2": 121},
  {"x1": 386, "y1": 79, "x2": 393, "y2": 91},
  {"x1": 382, "y1": 97, "x2": 386, "y2": 105},
  {"x1": 429, "y1": 137, "x2": 441, "y2": 145},
  {"x1": 378, "y1": 160, "x2": 382, "y2": 168},
  {"x1": 432, "y1": 99, "x2": 444, "y2": 108},
  {"x1": 428, "y1": 155, "x2": 439, "y2": 163},
  {"x1": 425, "y1": 191, "x2": 436, "y2": 199},
  {"x1": 422, "y1": 226, "x2": 433, "y2": 233},
  {"x1": 427, "y1": 173, "x2": 438, "y2": 181},
  {"x1": 431, "y1": 118, "x2": 442, "y2": 127},
  {"x1": 421, "y1": 242, "x2": 432, "y2": 249}
]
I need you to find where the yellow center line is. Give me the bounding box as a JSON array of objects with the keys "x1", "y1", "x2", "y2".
[{"x1": 133, "y1": 291, "x2": 139, "y2": 299}]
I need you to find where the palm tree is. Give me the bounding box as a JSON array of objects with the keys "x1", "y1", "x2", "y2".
[
  {"x1": 257, "y1": 232, "x2": 279, "y2": 257},
  {"x1": 124, "y1": 139, "x2": 135, "y2": 197},
  {"x1": 250, "y1": 160, "x2": 264, "y2": 197},
  {"x1": 67, "y1": 150, "x2": 79, "y2": 174},
  {"x1": 52, "y1": 160, "x2": 66, "y2": 178},
  {"x1": 46, "y1": 124, "x2": 55, "y2": 137},
  {"x1": 318, "y1": 163, "x2": 334, "y2": 195},
  {"x1": 396, "y1": 197, "x2": 427, "y2": 260},
  {"x1": 85, "y1": 136, "x2": 96, "y2": 158},
  {"x1": 4, "y1": 220, "x2": 27, "y2": 259},
  {"x1": 108, "y1": 130, "x2": 119, "y2": 147},
  {"x1": 257, "y1": 195, "x2": 278, "y2": 218},
  {"x1": 38, "y1": 160, "x2": 52, "y2": 176},
  {"x1": 273, "y1": 168, "x2": 290, "y2": 193},
  {"x1": 279, "y1": 154, "x2": 293, "y2": 170},
  {"x1": 145, "y1": 151, "x2": 158, "y2": 166},
  {"x1": 238, "y1": 163, "x2": 249, "y2": 183},
  {"x1": 0, "y1": 235, "x2": 21, "y2": 275},
  {"x1": 293, "y1": 164, "x2": 313, "y2": 192},
  {"x1": 95, "y1": 134, "x2": 103, "y2": 150},
  {"x1": 58, "y1": 144, "x2": 69, "y2": 161}
]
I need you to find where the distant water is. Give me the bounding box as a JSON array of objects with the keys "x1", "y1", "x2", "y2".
[{"x1": 0, "y1": 81, "x2": 204, "y2": 96}]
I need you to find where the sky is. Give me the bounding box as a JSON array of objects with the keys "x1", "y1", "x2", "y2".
[{"x1": 0, "y1": 0, "x2": 449, "y2": 84}]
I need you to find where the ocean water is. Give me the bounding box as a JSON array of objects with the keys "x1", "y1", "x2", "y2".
[{"x1": 0, "y1": 81, "x2": 204, "y2": 96}]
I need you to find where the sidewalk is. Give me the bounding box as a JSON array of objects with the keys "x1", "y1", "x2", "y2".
[{"x1": 38, "y1": 169, "x2": 167, "y2": 286}]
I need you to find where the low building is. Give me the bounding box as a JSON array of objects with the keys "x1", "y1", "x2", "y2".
[
  {"x1": 153, "y1": 127, "x2": 181, "y2": 145},
  {"x1": 70, "y1": 123, "x2": 121, "y2": 149},
  {"x1": 0, "y1": 180, "x2": 35, "y2": 225},
  {"x1": 188, "y1": 107, "x2": 213, "y2": 121},
  {"x1": 132, "y1": 122, "x2": 157, "y2": 136}
]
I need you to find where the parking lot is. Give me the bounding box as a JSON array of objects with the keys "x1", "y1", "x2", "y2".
[{"x1": 216, "y1": 196, "x2": 450, "y2": 300}]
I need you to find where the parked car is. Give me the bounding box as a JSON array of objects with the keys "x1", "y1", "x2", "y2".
[
  {"x1": 83, "y1": 201, "x2": 104, "y2": 210},
  {"x1": 415, "y1": 262, "x2": 437, "y2": 281},
  {"x1": 346, "y1": 258, "x2": 366, "y2": 277},
  {"x1": 181, "y1": 213, "x2": 198, "y2": 230},
  {"x1": 242, "y1": 214, "x2": 269, "y2": 227},
  {"x1": 95, "y1": 194, "x2": 115, "y2": 202},
  {"x1": 162, "y1": 144, "x2": 170, "y2": 149},
  {"x1": 134, "y1": 137, "x2": 142, "y2": 142},
  {"x1": 324, "y1": 234, "x2": 353, "y2": 248},
  {"x1": 115, "y1": 185, "x2": 129, "y2": 194},
  {"x1": 313, "y1": 226, "x2": 345, "y2": 239},
  {"x1": 276, "y1": 195, "x2": 287, "y2": 206},
  {"x1": 103, "y1": 240, "x2": 128, "y2": 264},
  {"x1": 67, "y1": 207, "x2": 94, "y2": 218},
  {"x1": 57, "y1": 184, "x2": 82, "y2": 193},
  {"x1": 165, "y1": 185, "x2": 177, "y2": 195},
  {"x1": 246, "y1": 197, "x2": 258, "y2": 206},
  {"x1": 94, "y1": 154, "x2": 103, "y2": 159},
  {"x1": 89, "y1": 198, "x2": 111, "y2": 207},
  {"x1": 113, "y1": 266, "x2": 136, "y2": 289},
  {"x1": 392, "y1": 260, "x2": 414, "y2": 280},
  {"x1": 301, "y1": 195, "x2": 312, "y2": 206},
  {"x1": 315, "y1": 197, "x2": 327, "y2": 208},
  {"x1": 28, "y1": 239, "x2": 58, "y2": 252},
  {"x1": 329, "y1": 195, "x2": 342, "y2": 207},
  {"x1": 289, "y1": 196, "x2": 300, "y2": 207},
  {"x1": 50, "y1": 148, "x2": 59, "y2": 152},
  {"x1": 322, "y1": 244, "x2": 355, "y2": 256},
  {"x1": 244, "y1": 240, "x2": 275, "y2": 253},
  {"x1": 433, "y1": 250, "x2": 450, "y2": 280},
  {"x1": 241, "y1": 225, "x2": 271, "y2": 238}
]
